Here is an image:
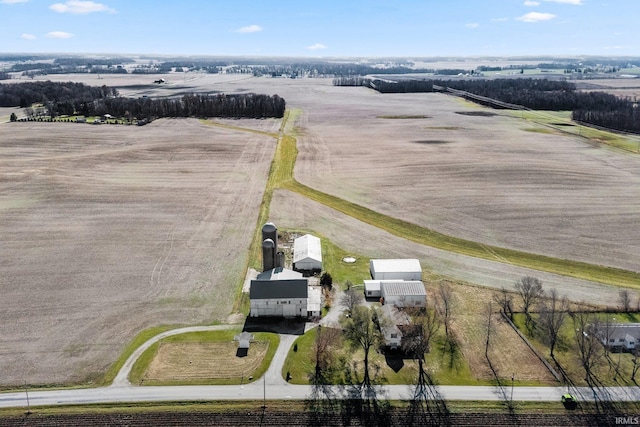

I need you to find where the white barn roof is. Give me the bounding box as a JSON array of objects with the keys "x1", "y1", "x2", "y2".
[
  {"x1": 370, "y1": 259, "x2": 421, "y2": 274},
  {"x1": 293, "y1": 234, "x2": 322, "y2": 264}
]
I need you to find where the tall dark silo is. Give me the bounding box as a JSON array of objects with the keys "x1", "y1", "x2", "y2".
[
  {"x1": 262, "y1": 238, "x2": 276, "y2": 272},
  {"x1": 276, "y1": 251, "x2": 285, "y2": 269},
  {"x1": 262, "y1": 222, "x2": 278, "y2": 253}
]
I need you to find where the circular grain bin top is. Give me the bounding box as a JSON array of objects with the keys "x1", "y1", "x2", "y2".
[{"x1": 262, "y1": 222, "x2": 277, "y2": 233}]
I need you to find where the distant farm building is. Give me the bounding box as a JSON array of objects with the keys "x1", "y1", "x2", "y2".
[
  {"x1": 380, "y1": 281, "x2": 427, "y2": 308},
  {"x1": 370, "y1": 259, "x2": 422, "y2": 281},
  {"x1": 293, "y1": 234, "x2": 322, "y2": 274}
]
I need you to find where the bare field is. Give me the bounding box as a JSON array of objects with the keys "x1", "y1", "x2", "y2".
[
  {"x1": 269, "y1": 189, "x2": 623, "y2": 306},
  {"x1": 185, "y1": 75, "x2": 640, "y2": 273},
  {"x1": 0, "y1": 118, "x2": 276, "y2": 386},
  {"x1": 2, "y1": 73, "x2": 639, "y2": 387},
  {"x1": 282, "y1": 81, "x2": 640, "y2": 273},
  {"x1": 144, "y1": 341, "x2": 268, "y2": 381}
]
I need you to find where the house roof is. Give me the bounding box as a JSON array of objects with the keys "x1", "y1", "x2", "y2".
[
  {"x1": 293, "y1": 234, "x2": 322, "y2": 263},
  {"x1": 249, "y1": 279, "x2": 308, "y2": 299},
  {"x1": 597, "y1": 323, "x2": 640, "y2": 342},
  {"x1": 370, "y1": 259, "x2": 421, "y2": 273},
  {"x1": 380, "y1": 304, "x2": 411, "y2": 326},
  {"x1": 256, "y1": 267, "x2": 303, "y2": 281},
  {"x1": 381, "y1": 281, "x2": 426, "y2": 296}
]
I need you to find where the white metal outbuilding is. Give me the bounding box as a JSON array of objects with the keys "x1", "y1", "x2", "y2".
[
  {"x1": 364, "y1": 280, "x2": 382, "y2": 298},
  {"x1": 293, "y1": 234, "x2": 322, "y2": 272},
  {"x1": 369, "y1": 259, "x2": 422, "y2": 281},
  {"x1": 380, "y1": 281, "x2": 427, "y2": 308}
]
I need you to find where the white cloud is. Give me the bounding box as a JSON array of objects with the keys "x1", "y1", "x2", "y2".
[
  {"x1": 516, "y1": 12, "x2": 556, "y2": 22},
  {"x1": 20, "y1": 33, "x2": 36, "y2": 39},
  {"x1": 235, "y1": 25, "x2": 262, "y2": 33},
  {"x1": 541, "y1": 0, "x2": 583, "y2": 4},
  {"x1": 49, "y1": 1, "x2": 115, "y2": 14},
  {"x1": 466, "y1": 23, "x2": 479, "y2": 29},
  {"x1": 1, "y1": 0, "x2": 29, "y2": 4},
  {"x1": 307, "y1": 43, "x2": 327, "y2": 51},
  {"x1": 524, "y1": 1, "x2": 540, "y2": 6},
  {"x1": 491, "y1": 17, "x2": 509, "y2": 22},
  {"x1": 46, "y1": 31, "x2": 74, "y2": 39}
]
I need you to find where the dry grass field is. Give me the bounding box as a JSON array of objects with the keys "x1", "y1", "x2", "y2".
[
  {"x1": 144, "y1": 341, "x2": 268, "y2": 382},
  {"x1": 0, "y1": 117, "x2": 276, "y2": 386},
  {"x1": 2, "y1": 72, "x2": 639, "y2": 387}
]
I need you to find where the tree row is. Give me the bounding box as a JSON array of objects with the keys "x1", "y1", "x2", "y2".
[{"x1": 333, "y1": 77, "x2": 639, "y2": 134}]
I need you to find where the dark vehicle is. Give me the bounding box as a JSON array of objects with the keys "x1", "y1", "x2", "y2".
[{"x1": 562, "y1": 393, "x2": 577, "y2": 410}]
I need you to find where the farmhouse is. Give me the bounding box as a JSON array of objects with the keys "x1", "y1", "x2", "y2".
[
  {"x1": 293, "y1": 234, "x2": 322, "y2": 274},
  {"x1": 596, "y1": 323, "x2": 640, "y2": 351},
  {"x1": 379, "y1": 304, "x2": 411, "y2": 350},
  {"x1": 370, "y1": 259, "x2": 422, "y2": 281},
  {"x1": 380, "y1": 281, "x2": 427, "y2": 308}
]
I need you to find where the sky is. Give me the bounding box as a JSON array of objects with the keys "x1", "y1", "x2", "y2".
[{"x1": 0, "y1": 0, "x2": 638, "y2": 58}]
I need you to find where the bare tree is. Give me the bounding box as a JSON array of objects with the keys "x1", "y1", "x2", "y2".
[
  {"x1": 619, "y1": 289, "x2": 632, "y2": 313},
  {"x1": 310, "y1": 325, "x2": 341, "y2": 384},
  {"x1": 632, "y1": 350, "x2": 640, "y2": 384},
  {"x1": 341, "y1": 287, "x2": 364, "y2": 316},
  {"x1": 342, "y1": 305, "x2": 381, "y2": 388},
  {"x1": 514, "y1": 276, "x2": 544, "y2": 328},
  {"x1": 402, "y1": 306, "x2": 441, "y2": 359},
  {"x1": 493, "y1": 287, "x2": 514, "y2": 320},
  {"x1": 402, "y1": 306, "x2": 450, "y2": 424},
  {"x1": 538, "y1": 288, "x2": 569, "y2": 359},
  {"x1": 572, "y1": 312, "x2": 605, "y2": 386},
  {"x1": 437, "y1": 282, "x2": 454, "y2": 341}
]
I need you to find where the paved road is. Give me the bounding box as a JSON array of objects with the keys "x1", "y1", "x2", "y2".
[
  {"x1": 3, "y1": 383, "x2": 640, "y2": 408},
  {"x1": 3, "y1": 320, "x2": 640, "y2": 409}
]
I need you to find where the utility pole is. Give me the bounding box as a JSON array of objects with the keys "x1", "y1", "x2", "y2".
[
  {"x1": 511, "y1": 374, "x2": 514, "y2": 403},
  {"x1": 262, "y1": 375, "x2": 266, "y2": 409},
  {"x1": 25, "y1": 380, "x2": 31, "y2": 414}
]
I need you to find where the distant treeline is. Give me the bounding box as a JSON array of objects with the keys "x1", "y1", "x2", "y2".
[
  {"x1": 334, "y1": 77, "x2": 639, "y2": 134},
  {"x1": 88, "y1": 93, "x2": 286, "y2": 119},
  {"x1": 1, "y1": 81, "x2": 285, "y2": 119},
  {"x1": 0, "y1": 81, "x2": 117, "y2": 108},
  {"x1": 7, "y1": 57, "x2": 134, "y2": 77}
]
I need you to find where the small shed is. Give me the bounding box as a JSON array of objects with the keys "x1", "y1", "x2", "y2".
[
  {"x1": 381, "y1": 281, "x2": 427, "y2": 308},
  {"x1": 364, "y1": 280, "x2": 382, "y2": 298},
  {"x1": 234, "y1": 331, "x2": 254, "y2": 349},
  {"x1": 293, "y1": 234, "x2": 323, "y2": 273},
  {"x1": 307, "y1": 286, "x2": 322, "y2": 318},
  {"x1": 370, "y1": 259, "x2": 422, "y2": 281}
]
